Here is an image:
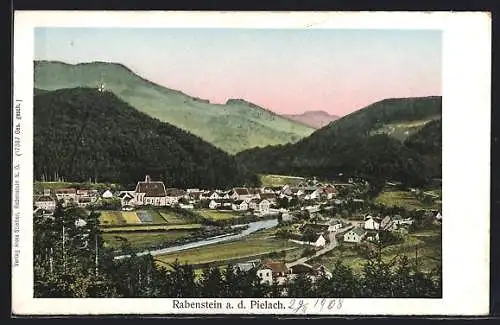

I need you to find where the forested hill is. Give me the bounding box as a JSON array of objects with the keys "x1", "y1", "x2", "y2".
[
  {"x1": 236, "y1": 97, "x2": 442, "y2": 186},
  {"x1": 34, "y1": 88, "x2": 258, "y2": 189},
  {"x1": 34, "y1": 60, "x2": 314, "y2": 154}
]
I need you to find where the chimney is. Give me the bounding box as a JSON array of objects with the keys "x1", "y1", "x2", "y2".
[{"x1": 145, "y1": 175, "x2": 151, "y2": 183}]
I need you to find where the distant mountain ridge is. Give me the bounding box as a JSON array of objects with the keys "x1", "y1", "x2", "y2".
[
  {"x1": 283, "y1": 110, "x2": 340, "y2": 128},
  {"x1": 34, "y1": 87, "x2": 258, "y2": 188},
  {"x1": 34, "y1": 60, "x2": 314, "y2": 154}
]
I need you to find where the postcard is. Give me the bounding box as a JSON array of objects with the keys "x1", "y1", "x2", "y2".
[{"x1": 12, "y1": 10, "x2": 491, "y2": 316}]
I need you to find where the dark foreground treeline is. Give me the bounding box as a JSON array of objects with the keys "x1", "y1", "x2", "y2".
[{"x1": 34, "y1": 203, "x2": 441, "y2": 298}]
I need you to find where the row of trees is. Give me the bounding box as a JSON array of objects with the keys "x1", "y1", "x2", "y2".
[{"x1": 34, "y1": 203, "x2": 441, "y2": 298}]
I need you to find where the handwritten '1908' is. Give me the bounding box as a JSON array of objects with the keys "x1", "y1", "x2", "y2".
[{"x1": 288, "y1": 298, "x2": 344, "y2": 313}]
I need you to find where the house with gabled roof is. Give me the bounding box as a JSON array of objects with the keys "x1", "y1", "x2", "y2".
[
  {"x1": 230, "y1": 187, "x2": 253, "y2": 201},
  {"x1": 258, "y1": 199, "x2": 271, "y2": 214},
  {"x1": 165, "y1": 188, "x2": 186, "y2": 206},
  {"x1": 231, "y1": 199, "x2": 248, "y2": 211},
  {"x1": 54, "y1": 188, "x2": 77, "y2": 203},
  {"x1": 134, "y1": 175, "x2": 167, "y2": 206},
  {"x1": 34, "y1": 195, "x2": 56, "y2": 211},
  {"x1": 343, "y1": 227, "x2": 367, "y2": 243},
  {"x1": 364, "y1": 215, "x2": 381, "y2": 230},
  {"x1": 259, "y1": 192, "x2": 277, "y2": 204}
]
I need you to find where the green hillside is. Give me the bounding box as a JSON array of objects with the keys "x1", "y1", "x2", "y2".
[
  {"x1": 235, "y1": 97, "x2": 442, "y2": 186},
  {"x1": 34, "y1": 87, "x2": 258, "y2": 189},
  {"x1": 34, "y1": 60, "x2": 314, "y2": 154}
]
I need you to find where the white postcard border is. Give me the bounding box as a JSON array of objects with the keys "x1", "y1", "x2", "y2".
[{"x1": 12, "y1": 11, "x2": 491, "y2": 315}]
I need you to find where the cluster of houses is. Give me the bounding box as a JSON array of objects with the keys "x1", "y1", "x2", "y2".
[
  {"x1": 343, "y1": 214, "x2": 415, "y2": 243},
  {"x1": 34, "y1": 175, "x2": 341, "y2": 216},
  {"x1": 33, "y1": 187, "x2": 115, "y2": 211},
  {"x1": 342, "y1": 212, "x2": 441, "y2": 244},
  {"x1": 236, "y1": 259, "x2": 332, "y2": 285}
]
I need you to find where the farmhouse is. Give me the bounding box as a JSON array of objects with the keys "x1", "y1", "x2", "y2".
[
  {"x1": 165, "y1": 188, "x2": 186, "y2": 206},
  {"x1": 230, "y1": 188, "x2": 253, "y2": 201},
  {"x1": 366, "y1": 231, "x2": 380, "y2": 242},
  {"x1": 203, "y1": 191, "x2": 220, "y2": 201},
  {"x1": 258, "y1": 199, "x2": 271, "y2": 214},
  {"x1": 118, "y1": 191, "x2": 135, "y2": 207},
  {"x1": 208, "y1": 199, "x2": 221, "y2": 209},
  {"x1": 262, "y1": 260, "x2": 289, "y2": 278},
  {"x1": 343, "y1": 227, "x2": 367, "y2": 243},
  {"x1": 231, "y1": 200, "x2": 248, "y2": 211},
  {"x1": 256, "y1": 266, "x2": 273, "y2": 284},
  {"x1": 364, "y1": 215, "x2": 380, "y2": 230},
  {"x1": 101, "y1": 190, "x2": 114, "y2": 199},
  {"x1": 54, "y1": 188, "x2": 77, "y2": 203},
  {"x1": 327, "y1": 219, "x2": 343, "y2": 232},
  {"x1": 313, "y1": 234, "x2": 326, "y2": 248},
  {"x1": 134, "y1": 175, "x2": 168, "y2": 206},
  {"x1": 259, "y1": 192, "x2": 277, "y2": 204},
  {"x1": 34, "y1": 195, "x2": 56, "y2": 211}
]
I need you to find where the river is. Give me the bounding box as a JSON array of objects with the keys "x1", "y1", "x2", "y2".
[{"x1": 114, "y1": 218, "x2": 279, "y2": 260}]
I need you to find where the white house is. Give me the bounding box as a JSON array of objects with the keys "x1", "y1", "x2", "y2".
[
  {"x1": 313, "y1": 234, "x2": 326, "y2": 248},
  {"x1": 258, "y1": 199, "x2": 271, "y2": 214},
  {"x1": 256, "y1": 267, "x2": 273, "y2": 284},
  {"x1": 204, "y1": 191, "x2": 220, "y2": 201},
  {"x1": 435, "y1": 212, "x2": 442, "y2": 221},
  {"x1": 209, "y1": 199, "x2": 221, "y2": 209},
  {"x1": 343, "y1": 227, "x2": 367, "y2": 243},
  {"x1": 327, "y1": 219, "x2": 343, "y2": 232},
  {"x1": 34, "y1": 195, "x2": 56, "y2": 211},
  {"x1": 54, "y1": 188, "x2": 77, "y2": 203},
  {"x1": 118, "y1": 191, "x2": 135, "y2": 207},
  {"x1": 231, "y1": 200, "x2": 248, "y2": 211},
  {"x1": 134, "y1": 175, "x2": 168, "y2": 206},
  {"x1": 101, "y1": 190, "x2": 114, "y2": 199},
  {"x1": 364, "y1": 216, "x2": 380, "y2": 230}
]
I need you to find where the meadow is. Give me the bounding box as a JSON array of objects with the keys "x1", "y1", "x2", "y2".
[
  {"x1": 154, "y1": 229, "x2": 302, "y2": 268},
  {"x1": 375, "y1": 190, "x2": 439, "y2": 210},
  {"x1": 194, "y1": 209, "x2": 242, "y2": 221}
]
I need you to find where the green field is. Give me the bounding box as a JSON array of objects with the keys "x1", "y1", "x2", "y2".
[
  {"x1": 195, "y1": 209, "x2": 242, "y2": 221},
  {"x1": 100, "y1": 223, "x2": 202, "y2": 232},
  {"x1": 159, "y1": 210, "x2": 192, "y2": 224},
  {"x1": 98, "y1": 210, "x2": 170, "y2": 225},
  {"x1": 102, "y1": 230, "x2": 194, "y2": 249},
  {"x1": 259, "y1": 174, "x2": 305, "y2": 187},
  {"x1": 34, "y1": 181, "x2": 120, "y2": 194},
  {"x1": 313, "y1": 227, "x2": 442, "y2": 274},
  {"x1": 155, "y1": 229, "x2": 301, "y2": 266},
  {"x1": 375, "y1": 191, "x2": 438, "y2": 210}
]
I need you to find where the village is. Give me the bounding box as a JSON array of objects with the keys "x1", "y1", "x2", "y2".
[{"x1": 33, "y1": 174, "x2": 442, "y2": 286}]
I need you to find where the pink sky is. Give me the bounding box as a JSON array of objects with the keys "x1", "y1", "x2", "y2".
[{"x1": 35, "y1": 28, "x2": 442, "y2": 116}]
